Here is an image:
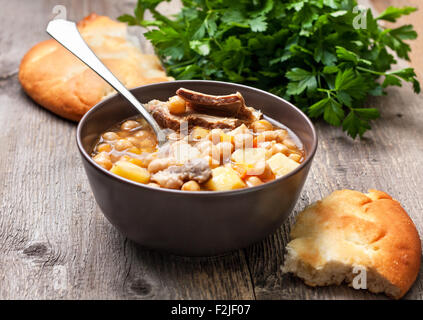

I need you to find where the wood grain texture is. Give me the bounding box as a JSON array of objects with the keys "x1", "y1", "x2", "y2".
[
  {"x1": 246, "y1": 82, "x2": 423, "y2": 300},
  {"x1": 0, "y1": 0, "x2": 422, "y2": 300},
  {"x1": 247, "y1": 0, "x2": 423, "y2": 300},
  {"x1": 0, "y1": 0, "x2": 253, "y2": 300}
]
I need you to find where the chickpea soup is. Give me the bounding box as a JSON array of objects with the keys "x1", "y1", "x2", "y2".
[{"x1": 91, "y1": 89, "x2": 304, "y2": 191}]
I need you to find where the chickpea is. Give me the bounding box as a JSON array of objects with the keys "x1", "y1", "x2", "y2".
[
  {"x1": 257, "y1": 131, "x2": 277, "y2": 142},
  {"x1": 134, "y1": 130, "x2": 152, "y2": 139},
  {"x1": 204, "y1": 155, "x2": 220, "y2": 169},
  {"x1": 208, "y1": 129, "x2": 225, "y2": 144},
  {"x1": 220, "y1": 133, "x2": 233, "y2": 144},
  {"x1": 221, "y1": 141, "x2": 234, "y2": 154},
  {"x1": 102, "y1": 132, "x2": 119, "y2": 141},
  {"x1": 275, "y1": 129, "x2": 288, "y2": 142},
  {"x1": 283, "y1": 137, "x2": 298, "y2": 150},
  {"x1": 93, "y1": 152, "x2": 112, "y2": 170},
  {"x1": 181, "y1": 180, "x2": 201, "y2": 191},
  {"x1": 257, "y1": 141, "x2": 274, "y2": 150},
  {"x1": 136, "y1": 118, "x2": 147, "y2": 126},
  {"x1": 148, "y1": 157, "x2": 174, "y2": 173},
  {"x1": 251, "y1": 120, "x2": 273, "y2": 133},
  {"x1": 234, "y1": 133, "x2": 254, "y2": 150},
  {"x1": 247, "y1": 159, "x2": 266, "y2": 176},
  {"x1": 128, "y1": 146, "x2": 142, "y2": 154},
  {"x1": 168, "y1": 95, "x2": 186, "y2": 114},
  {"x1": 120, "y1": 155, "x2": 131, "y2": 162},
  {"x1": 289, "y1": 153, "x2": 302, "y2": 162},
  {"x1": 212, "y1": 142, "x2": 233, "y2": 162},
  {"x1": 196, "y1": 140, "x2": 212, "y2": 153},
  {"x1": 161, "y1": 176, "x2": 183, "y2": 189},
  {"x1": 148, "y1": 182, "x2": 161, "y2": 188},
  {"x1": 246, "y1": 176, "x2": 264, "y2": 187},
  {"x1": 121, "y1": 120, "x2": 140, "y2": 131},
  {"x1": 127, "y1": 137, "x2": 141, "y2": 148},
  {"x1": 117, "y1": 131, "x2": 130, "y2": 138},
  {"x1": 97, "y1": 143, "x2": 112, "y2": 153},
  {"x1": 137, "y1": 153, "x2": 156, "y2": 167},
  {"x1": 271, "y1": 143, "x2": 289, "y2": 156},
  {"x1": 139, "y1": 137, "x2": 157, "y2": 149},
  {"x1": 110, "y1": 153, "x2": 121, "y2": 163},
  {"x1": 115, "y1": 139, "x2": 133, "y2": 151}
]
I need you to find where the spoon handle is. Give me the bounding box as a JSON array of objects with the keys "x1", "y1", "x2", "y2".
[{"x1": 46, "y1": 19, "x2": 164, "y2": 142}]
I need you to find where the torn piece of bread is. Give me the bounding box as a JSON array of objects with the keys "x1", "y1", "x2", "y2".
[
  {"x1": 282, "y1": 189, "x2": 421, "y2": 299},
  {"x1": 19, "y1": 13, "x2": 173, "y2": 121}
]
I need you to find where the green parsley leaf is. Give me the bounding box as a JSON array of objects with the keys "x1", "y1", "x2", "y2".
[
  {"x1": 377, "y1": 6, "x2": 417, "y2": 22},
  {"x1": 323, "y1": 98, "x2": 344, "y2": 126},
  {"x1": 190, "y1": 40, "x2": 211, "y2": 56},
  {"x1": 117, "y1": 14, "x2": 138, "y2": 26},
  {"x1": 120, "y1": 0, "x2": 420, "y2": 139}
]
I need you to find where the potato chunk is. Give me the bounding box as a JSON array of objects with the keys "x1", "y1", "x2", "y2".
[
  {"x1": 231, "y1": 148, "x2": 266, "y2": 164},
  {"x1": 171, "y1": 142, "x2": 201, "y2": 164},
  {"x1": 110, "y1": 160, "x2": 150, "y2": 184},
  {"x1": 206, "y1": 167, "x2": 246, "y2": 191},
  {"x1": 266, "y1": 153, "x2": 300, "y2": 177},
  {"x1": 231, "y1": 148, "x2": 267, "y2": 175}
]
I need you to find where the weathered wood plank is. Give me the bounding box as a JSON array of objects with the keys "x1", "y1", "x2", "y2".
[
  {"x1": 244, "y1": 0, "x2": 423, "y2": 300},
  {"x1": 0, "y1": 0, "x2": 254, "y2": 300},
  {"x1": 245, "y1": 81, "x2": 423, "y2": 300},
  {"x1": 0, "y1": 0, "x2": 422, "y2": 300}
]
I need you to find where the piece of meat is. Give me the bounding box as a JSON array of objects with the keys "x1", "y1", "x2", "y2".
[
  {"x1": 182, "y1": 158, "x2": 212, "y2": 183},
  {"x1": 146, "y1": 88, "x2": 262, "y2": 131},
  {"x1": 151, "y1": 168, "x2": 184, "y2": 189},
  {"x1": 177, "y1": 88, "x2": 243, "y2": 108},
  {"x1": 151, "y1": 158, "x2": 212, "y2": 188},
  {"x1": 187, "y1": 114, "x2": 242, "y2": 130},
  {"x1": 176, "y1": 88, "x2": 262, "y2": 122},
  {"x1": 146, "y1": 100, "x2": 242, "y2": 130}
]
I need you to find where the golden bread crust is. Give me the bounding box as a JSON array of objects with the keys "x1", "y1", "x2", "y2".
[
  {"x1": 285, "y1": 189, "x2": 421, "y2": 299},
  {"x1": 19, "y1": 13, "x2": 173, "y2": 121}
]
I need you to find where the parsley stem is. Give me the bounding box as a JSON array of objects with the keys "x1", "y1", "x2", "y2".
[
  {"x1": 205, "y1": 0, "x2": 212, "y2": 10},
  {"x1": 122, "y1": 0, "x2": 420, "y2": 138},
  {"x1": 167, "y1": 58, "x2": 198, "y2": 70},
  {"x1": 213, "y1": 38, "x2": 222, "y2": 50},
  {"x1": 150, "y1": 8, "x2": 181, "y2": 31},
  {"x1": 356, "y1": 66, "x2": 385, "y2": 76},
  {"x1": 317, "y1": 88, "x2": 334, "y2": 93}
]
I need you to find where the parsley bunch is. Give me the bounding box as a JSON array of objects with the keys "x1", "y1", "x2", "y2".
[{"x1": 119, "y1": 0, "x2": 420, "y2": 138}]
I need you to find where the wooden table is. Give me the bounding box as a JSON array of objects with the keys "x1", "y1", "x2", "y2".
[{"x1": 0, "y1": 0, "x2": 422, "y2": 299}]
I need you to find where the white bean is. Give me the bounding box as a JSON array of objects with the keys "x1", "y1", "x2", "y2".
[{"x1": 148, "y1": 157, "x2": 174, "y2": 173}]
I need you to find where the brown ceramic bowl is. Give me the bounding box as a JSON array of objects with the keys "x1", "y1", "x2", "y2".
[{"x1": 76, "y1": 80, "x2": 317, "y2": 256}]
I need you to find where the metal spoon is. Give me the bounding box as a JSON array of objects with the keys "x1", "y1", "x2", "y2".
[{"x1": 46, "y1": 19, "x2": 166, "y2": 145}]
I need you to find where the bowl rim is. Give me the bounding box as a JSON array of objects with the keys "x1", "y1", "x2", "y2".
[{"x1": 76, "y1": 80, "x2": 318, "y2": 195}]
